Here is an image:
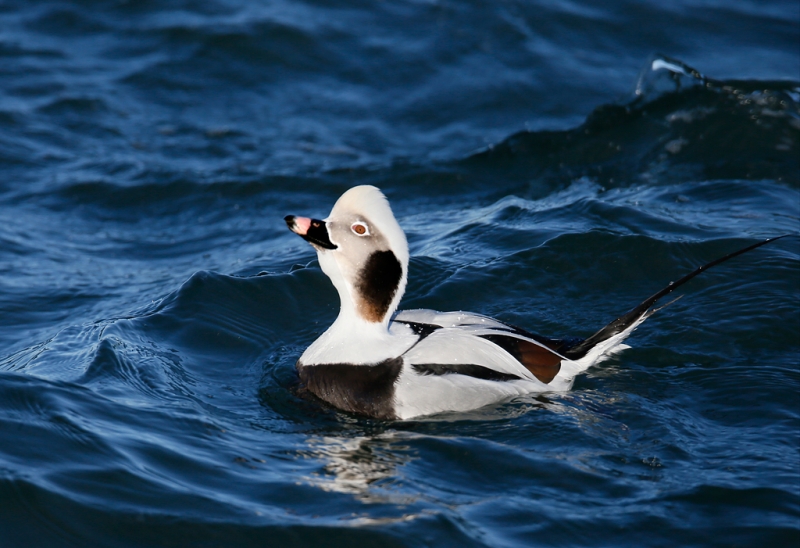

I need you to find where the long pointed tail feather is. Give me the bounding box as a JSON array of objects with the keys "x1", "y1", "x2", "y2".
[{"x1": 563, "y1": 235, "x2": 787, "y2": 360}]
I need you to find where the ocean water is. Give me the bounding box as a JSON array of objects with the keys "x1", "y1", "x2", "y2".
[{"x1": 1, "y1": 0, "x2": 799, "y2": 546}]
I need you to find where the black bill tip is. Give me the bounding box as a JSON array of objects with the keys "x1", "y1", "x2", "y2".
[{"x1": 284, "y1": 215, "x2": 338, "y2": 250}]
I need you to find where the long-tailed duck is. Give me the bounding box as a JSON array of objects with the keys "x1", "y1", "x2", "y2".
[{"x1": 285, "y1": 185, "x2": 783, "y2": 420}]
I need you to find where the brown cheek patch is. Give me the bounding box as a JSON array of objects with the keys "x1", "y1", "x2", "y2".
[
  {"x1": 482, "y1": 334, "x2": 562, "y2": 384},
  {"x1": 356, "y1": 250, "x2": 402, "y2": 322}
]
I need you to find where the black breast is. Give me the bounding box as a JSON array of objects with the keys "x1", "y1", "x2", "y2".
[{"x1": 297, "y1": 357, "x2": 403, "y2": 420}]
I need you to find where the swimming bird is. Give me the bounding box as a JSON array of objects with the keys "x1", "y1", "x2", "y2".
[{"x1": 285, "y1": 185, "x2": 783, "y2": 420}]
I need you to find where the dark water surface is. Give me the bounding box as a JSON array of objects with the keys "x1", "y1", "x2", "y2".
[{"x1": 1, "y1": 1, "x2": 799, "y2": 546}]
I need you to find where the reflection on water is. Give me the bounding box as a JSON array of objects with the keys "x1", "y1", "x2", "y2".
[
  {"x1": 296, "y1": 388, "x2": 639, "y2": 503},
  {"x1": 299, "y1": 432, "x2": 418, "y2": 504}
]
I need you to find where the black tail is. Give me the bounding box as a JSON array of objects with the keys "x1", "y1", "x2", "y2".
[{"x1": 562, "y1": 235, "x2": 787, "y2": 360}]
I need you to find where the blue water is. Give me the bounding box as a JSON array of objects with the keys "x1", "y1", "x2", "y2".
[{"x1": 1, "y1": 1, "x2": 799, "y2": 546}]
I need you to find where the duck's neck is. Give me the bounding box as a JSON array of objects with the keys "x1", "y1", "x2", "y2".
[
  {"x1": 300, "y1": 304, "x2": 405, "y2": 365},
  {"x1": 299, "y1": 250, "x2": 411, "y2": 365}
]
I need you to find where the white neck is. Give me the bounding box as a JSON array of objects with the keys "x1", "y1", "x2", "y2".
[
  {"x1": 299, "y1": 313, "x2": 399, "y2": 365},
  {"x1": 300, "y1": 253, "x2": 412, "y2": 365}
]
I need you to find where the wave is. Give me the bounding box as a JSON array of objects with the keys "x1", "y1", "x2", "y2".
[{"x1": 465, "y1": 55, "x2": 800, "y2": 188}]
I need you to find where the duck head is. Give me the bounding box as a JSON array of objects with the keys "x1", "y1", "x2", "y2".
[{"x1": 285, "y1": 185, "x2": 409, "y2": 327}]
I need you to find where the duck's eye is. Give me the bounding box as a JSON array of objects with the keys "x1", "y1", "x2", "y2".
[{"x1": 351, "y1": 222, "x2": 369, "y2": 236}]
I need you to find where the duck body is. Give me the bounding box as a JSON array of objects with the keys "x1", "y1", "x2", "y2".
[
  {"x1": 286, "y1": 185, "x2": 782, "y2": 420},
  {"x1": 295, "y1": 308, "x2": 643, "y2": 420}
]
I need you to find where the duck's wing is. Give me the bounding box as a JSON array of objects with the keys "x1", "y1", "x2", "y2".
[
  {"x1": 392, "y1": 309, "x2": 573, "y2": 384},
  {"x1": 394, "y1": 309, "x2": 513, "y2": 330}
]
